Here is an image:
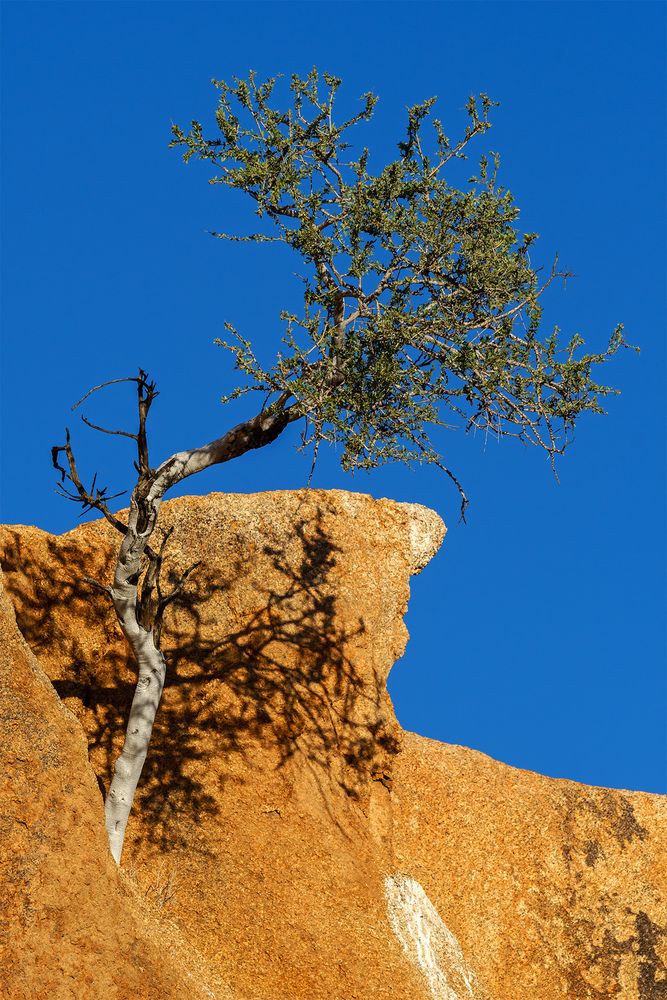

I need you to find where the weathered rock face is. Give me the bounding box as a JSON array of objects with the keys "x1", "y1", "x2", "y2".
[
  {"x1": 392, "y1": 738, "x2": 667, "y2": 1000},
  {"x1": 0, "y1": 567, "x2": 229, "y2": 1000},
  {"x1": 1, "y1": 489, "x2": 665, "y2": 1000}
]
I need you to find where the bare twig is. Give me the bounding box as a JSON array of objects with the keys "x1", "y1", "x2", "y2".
[
  {"x1": 153, "y1": 560, "x2": 201, "y2": 646},
  {"x1": 72, "y1": 375, "x2": 146, "y2": 411},
  {"x1": 81, "y1": 416, "x2": 138, "y2": 440},
  {"x1": 51, "y1": 430, "x2": 128, "y2": 536},
  {"x1": 83, "y1": 576, "x2": 114, "y2": 601}
]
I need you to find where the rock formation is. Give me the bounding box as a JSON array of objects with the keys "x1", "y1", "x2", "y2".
[
  {"x1": 0, "y1": 567, "x2": 230, "y2": 1000},
  {"x1": 1, "y1": 490, "x2": 665, "y2": 1000}
]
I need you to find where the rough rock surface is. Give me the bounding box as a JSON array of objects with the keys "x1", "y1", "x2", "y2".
[
  {"x1": 1, "y1": 489, "x2": 665, "y2": 1000},
  {"x1": 0, "y1": 568, "x2": 230, "y2": 1000}
]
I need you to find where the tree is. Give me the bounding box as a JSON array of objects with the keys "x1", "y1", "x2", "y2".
[{"x1": 53, "y1": 70, "x2": 630, "y2": 864}]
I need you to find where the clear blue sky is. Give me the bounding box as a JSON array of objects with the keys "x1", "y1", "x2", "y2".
[{"x1": 2, "y1": 1, "x2": 665, "y2": 793}]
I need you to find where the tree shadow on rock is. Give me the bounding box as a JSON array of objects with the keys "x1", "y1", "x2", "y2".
[
  {"x1": 0, "y1": 507, "x2": 400, "y2": 853},
  {"x1": 0, "y1": 526, "x2": 134, "y2": 783}
]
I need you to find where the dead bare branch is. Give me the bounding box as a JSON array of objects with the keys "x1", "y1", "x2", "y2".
[
  {"x1": 51, "y1": 430, "x2": 128, "y2": 535},
  {"x1": 81, "y1": 416, "x2": 139, "y2": 440},
  {"x1": 83, "y1": 576, "x2": 114, "y2": 600},
  {"x1": 72, "y1": 375, "x2": 146, "y2": 411}
]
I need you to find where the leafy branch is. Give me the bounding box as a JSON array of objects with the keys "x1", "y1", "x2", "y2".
[{"x1": 172, "y1": 69, "x2": 634, "y2": 518}]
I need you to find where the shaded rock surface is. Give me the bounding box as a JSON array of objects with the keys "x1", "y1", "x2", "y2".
[
  {"x1": 1, "y1": 489, "x2": 665, "y2": 1000},
  {"x1": 0, "y1": 568, "x2": 230, "y2": 1000}
]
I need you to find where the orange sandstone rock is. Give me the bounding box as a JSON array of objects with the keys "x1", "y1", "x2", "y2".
[
  {"x1": 1, "y1": 490, "x2": 665, "y2": 1000},
  {"x1": 0, "y1": 567, "x2": 230, "y2": 1000}
]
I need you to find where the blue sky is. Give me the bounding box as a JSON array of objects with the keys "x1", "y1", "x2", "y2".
[{"x1": 2, "y1": 1, "x2": 665, "y2": 792}]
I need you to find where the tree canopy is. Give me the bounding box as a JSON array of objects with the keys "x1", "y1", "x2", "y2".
[
  {"x1": 171, "y1": 68, "x2": 630, "y2": 515},
  {"x1": 52, "y1": 70, "x2": 633, "y2": 863}
]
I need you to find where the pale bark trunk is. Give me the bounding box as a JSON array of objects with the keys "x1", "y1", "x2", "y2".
[
  {"x1": 102, "y1": 399, "x2": 298, "y2": 863},
  {"x1": 104, "y1": 500, "x2": 166, "y2": 863},
  {"x1": 104, "y1": 636, "x2": 166, "y2": 863}
]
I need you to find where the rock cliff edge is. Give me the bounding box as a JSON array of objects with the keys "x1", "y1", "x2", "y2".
[{"x1": 1, "y1": 491, "x2": 665, "y2": 1000}]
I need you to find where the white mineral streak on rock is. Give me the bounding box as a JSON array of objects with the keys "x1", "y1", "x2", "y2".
[
  {"x1": 399, "y1": 503, "x2": 447, "y2": 575},
  {"x1": 385, "y1": 874, "x2": 475, "y2": 1000}
]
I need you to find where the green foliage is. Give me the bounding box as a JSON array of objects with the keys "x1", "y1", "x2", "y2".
[{"x1": 171, "y1": 69, "x2": 632, "y2": 513}]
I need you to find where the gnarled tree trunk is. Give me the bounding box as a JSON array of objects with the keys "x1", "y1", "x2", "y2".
[
  {"x1": 104, "y1": 513, "x2": 168, "y2": 863},
  {"x1": 55, "y1": 374, "x2": 299, "y2": 863}
]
